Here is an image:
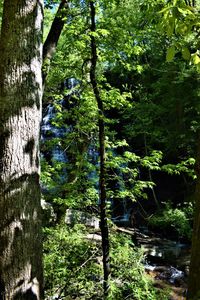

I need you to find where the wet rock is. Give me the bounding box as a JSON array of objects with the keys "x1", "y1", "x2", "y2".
[{"x1": 156, "y1": 266, "x2": 184, "y2": 284}]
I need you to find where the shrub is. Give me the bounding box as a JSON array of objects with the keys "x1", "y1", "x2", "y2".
[
  {"x1": 149, "y1": 203, "x2": 192, "y2": 240},
  {"x1": 44, "y1": 224, "x2": 169, "y2": 299}
]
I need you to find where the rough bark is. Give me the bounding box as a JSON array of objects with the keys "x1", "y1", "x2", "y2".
[
  {"x1": 0, "y1": 1, "x2": 43, "y2": 299},
  {"x1": 89, "y1": 1, "x2": 110, "y2": 297},
  {"x1": 187, "y1": 134, "x2": 200, "y2": 300},
  {"x1": 42, "y1": 0, "x2": 68, "y2": 82}
]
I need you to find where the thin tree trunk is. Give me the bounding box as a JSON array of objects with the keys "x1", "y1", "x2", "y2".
[
  {"x1": 144, "y1": 134, "x2": 160, "y2": 209},
  {"x1": 0, "y1": 1, "x2": 43, "y2": 299},
  {"x1": 89, "y1": 1, "x2": 110, "y2": 297},
  {"x1": 187, "y1": 133, "x2": 200, "y2": 300}
]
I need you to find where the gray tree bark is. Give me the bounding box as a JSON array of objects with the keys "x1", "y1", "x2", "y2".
[{"x1": 0, "y1": 1, "x2": 43, "y2": 299}]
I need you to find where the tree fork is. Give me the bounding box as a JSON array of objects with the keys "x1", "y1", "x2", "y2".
[{"x1": 89, "y1": 1, "x2": 110, "y2": 297}]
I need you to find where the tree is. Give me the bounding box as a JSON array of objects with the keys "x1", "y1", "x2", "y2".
[
  {"x1": 89, "y1": 1, "x2": 110, "y2": 297},
  {"x1": 0, "y1": 0, "x2": 43, "y2": 299},
  {"x1": 0, "y1": 0, "x2": 68, "y2": 298},
  {"x1": 188, "y1": 142, "x2": 200, "y2": 300},
  {"x1": 153, "y1": 0, "x2": 200, "y2": 298}
]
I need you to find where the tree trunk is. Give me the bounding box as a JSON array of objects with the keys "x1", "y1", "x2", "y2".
[
  {"x1": 89, "y1": 1, "x2": 110, "y2": 297},
  {"x1": 0, "y1": 1, "x2": 43, "y2": 299},
  {"x1": 187, "y1": 134, "x2": 200, "y2": 300},
  {"x1": 43, "y1": 0, "x2": 68, "y2": 82}
]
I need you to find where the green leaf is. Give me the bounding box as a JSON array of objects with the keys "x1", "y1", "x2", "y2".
[
  {"x1": 182, "y1": 47, "x2": 190, "y2": 60},
  {"x1": 159, "y1": 6, "x2": 172, "y2": 14},
  {"x1": 96, "y1": 29, "x2": 110, "y2": 36},
  {"x1": 176, "y1": 23, "x2": 189, "y2": 35},
  {"x1": 192, "y1": 53, "x2": 200, "y2": 64},
  {"x1": 167, "y1": 17, "x2": 175, "y2": 37},
  {"x1": 166, "y1": 46, "x2": 176, "y2": 62},
  {"x1": 178, "y1": 6, "x2": 193, "y2": 15}
]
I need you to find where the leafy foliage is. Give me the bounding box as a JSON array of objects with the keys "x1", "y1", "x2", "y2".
[
  {"x1": 159, "y1": 0, "x2": 200, "y2": 70},
  {"x1": 109, "y1": 233, "x2": 169, "y2": 300},
  {"x1": 149, "y1": 202, "x2": 193, "y2": 240},
  {"x1": 44, "y1": 224, "x2": 102, "y2": 299},
  {"x1": 44, "y1": 224, "x2": 169, "y2": 299},
  {"x1": 41, "y1": 0, "x2": 199, "y2": 297}
]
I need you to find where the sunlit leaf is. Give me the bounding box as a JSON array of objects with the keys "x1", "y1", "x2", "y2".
[{"x1": 192, "y1": 53, "x2": 200, "y2": 64}]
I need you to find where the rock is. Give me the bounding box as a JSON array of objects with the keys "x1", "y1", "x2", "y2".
[
  {"x1": 41, "y1": 199, "x2": 56, "y2": 225},
  {"x1": 86, "y1": 233, "x2": 102, "y2": 241},
  {"x1": 65, "y1": 208, "x2": 100, "y2": 229}
]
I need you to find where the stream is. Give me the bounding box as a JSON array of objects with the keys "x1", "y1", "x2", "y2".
[
  {"x1": 139, "y1": 228, "x2": 190, "y2": 299},
  {"x1": 118, "y1": 227, "x2": 190, "y2": 299}
]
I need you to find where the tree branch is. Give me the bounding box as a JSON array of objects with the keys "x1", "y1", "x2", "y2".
[{"x1": 42, "y1": 0, "x2": 69, "y2": 82}]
